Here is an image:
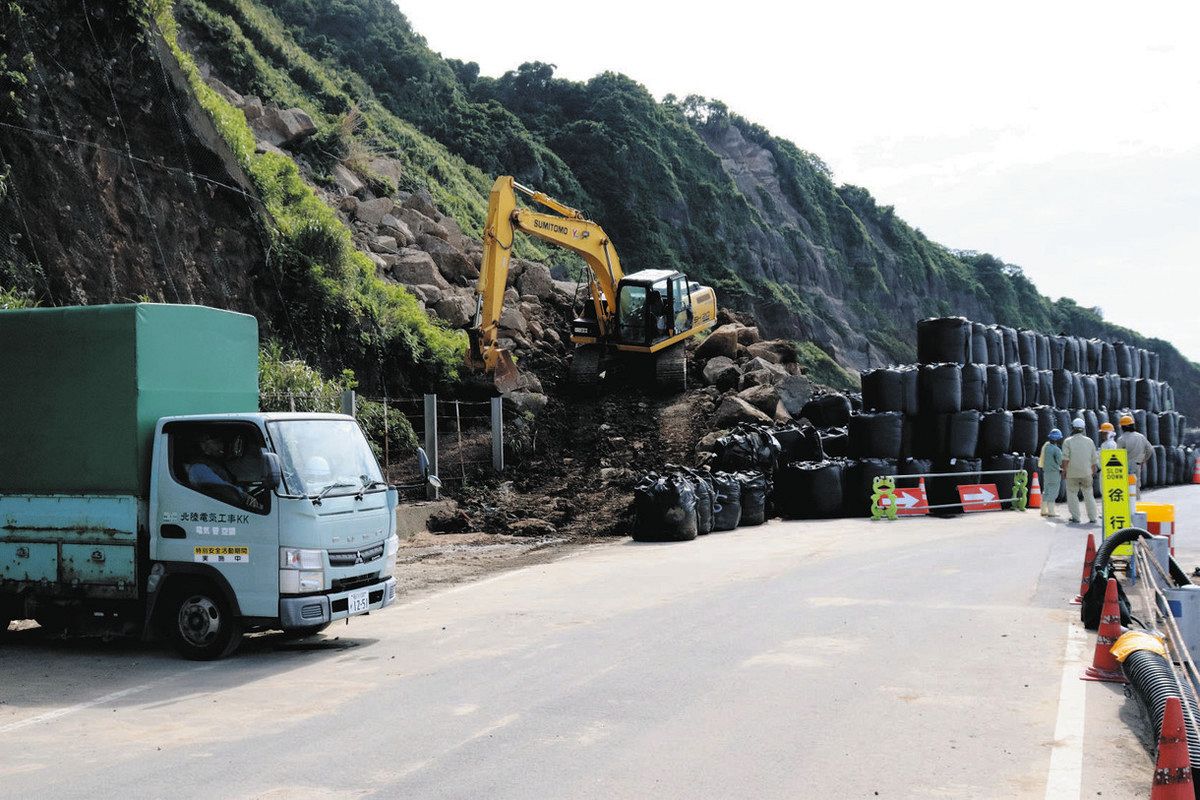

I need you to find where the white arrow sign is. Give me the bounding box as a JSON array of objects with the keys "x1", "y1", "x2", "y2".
[
  {"x1": 963, "y1": 487, "x2": 996, "y2": 503},
  {"x1": 881, "y1": 493, "x2": 919, "y2": 509}
]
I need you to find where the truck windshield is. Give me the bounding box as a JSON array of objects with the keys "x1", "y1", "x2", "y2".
[{"x1": 267, "y1": 419, "x2": 383, "y2": 498}]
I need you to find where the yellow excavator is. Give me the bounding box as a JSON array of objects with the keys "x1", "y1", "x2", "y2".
[{"x1": 467, "y1": 176, "x2": 718, "y2": 393}]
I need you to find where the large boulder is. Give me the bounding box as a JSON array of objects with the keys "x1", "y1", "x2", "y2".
[
  {"x1": 499, "y1": 306, "x2": 528, "y2": 335},
  {"x1": 697, "y1": 324, "x2": 740, "y2": 360},
  {"x1": 354, "y1": 197, "x2": 395, "y2": 227},
  {"x1": 742, "y1": 357, "x2": 787, "y2": 378},
  {"x1": 748, "y1": 339, "x2": 798, "y2": 364},
  {"x1": 433, "y1": 295, "x2": 474, "y2": 328},
  {"x1": 413, "y1": 284, "x2": 444, "y2": 305},
  {"x1": 379, "y1": 215, "x2": 415, "y2": 247},
  {"x1": 740, "y1": 369, "x2": 783, "y2": 390},
  {"x1": 369, "y1": 235, "x2": 397, "y2": 254},
  {"x1": 367, "y1": 156, "x2": 404, "y2": 189},
  {"x1": 331, "y1": 163, "x2": 365, "y2": 197},
  {"x1": 734, "y1": 325, "x2": 762, "y2": 345},
  {"x1": 388, "y1": 249, "x2": 449, "y2": 289},
  {"x1": 737, "y1": 384, "x2": 779, "y2": 416},
  {"x1": 417, "y1": 234, "x2": 478, "y2": 283},
  {"x1": 702, "y1": 356, "x2": 741, "y2": 391},
  {"x1": 713, "y1": 396, "x2": 772, "y2": 427},
  {"x1": 516, "y1": 262, "x2": 554, "y2": 300},
  {"x1": 252, "y1": 106, "x2": 317, "y2": 148},
  {"x1": 777, "y1": 374, "x2": 815, "y2": 416},
  {"x1": 402, "y1": 188, "x2": 439, "y2": 219},
  {"x1": 395, "y1": 206, "x2": 447, "y2": 241}
]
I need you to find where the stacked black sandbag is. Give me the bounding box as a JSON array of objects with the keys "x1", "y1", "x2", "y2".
[
  {"x1": 978, "y1": 410, "x2": 1013, "y2": 457},
  {"x1": 819, "y1": 427, "x2": 849, "y2": 457},
  {"x1": 917, "y1": 317, "x2": 972, "y2": 364},
  {"x1": 848, "y1": 412, "x2": 904, "y2": 459},
  {"x1": 961, "y1": 364, "x2": 987, "y2": 411},
  {"x1": 985, "y1": 365, "x2": 1008, "y2": 411},
  {"x1": 773, "y1": 461, "x2": 844, "y2": 519},
  {"x1": 773, "y1": 423, "x2": 824, "y2": 463},
  {"x1": 943, "y1": 410, "x2": 982, "y2": 459},
  {"x1": 711, "y1": 424, "x2": 782, "y2": 474},
  {"x1": 971, "y1": 323, "x2": 989, "y2": 366},
  {"x1": 1036, "y1": 334, "x2": 1051, "y2": 371},
  {"x1": 1006, "y1": 365, "x2": 1025, "y2": 410},
  {"x1": 1038, "y1": 370, "x2": 1055, "y2": 407},
  {"x1": 986, "y1": 453, "x2": 1020, "y2": 501},
  {"x1": 1017, "y1": 329, "x2": 1038, "y2": 368},
  {"x1": 862, "y1": 368, "x2": 905, "y2": 412},
  {"x1": 1034, "y1": 406, "x2": 1057, "y2": 444},
  {"x1": 1020, "y1": 366, "x2": 1039, "y2": 407},
  {"x1": 1159, "y1": 413, "x2": 1178, "y2": 449},
  {"x1": 633, "y1": 472, "x2": 699, "y2": 541},
  {"x1": 737, "y1": 472, "x2": 770, "y2": 526},
  {"x1": 709, "y1": 472, "x2": 742, "y2": 532},
  {"x1": 676, "y1": 467, "x2": 716, "y2": 535},
  {"x1": 920, "y1": 363, "x2": 962, "y2": 413},
  {"x1": 802, "y1": 393, "x2": 853, "y2": 428},
  {"x1": 1145, "y1": 412, "x2": 1160, "y2": 446},
  {"x1": 842, "y1": 458, "x2": 898, "y2": 518},
  {"x1": 927, "y1": 458, "x2": 981, "y2": 513},
  {"x1": 1011, "y1": 409, "x2": 1039, "y2": 455}
]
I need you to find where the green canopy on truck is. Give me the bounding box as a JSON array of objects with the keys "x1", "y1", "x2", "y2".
[{"x1": 0, "y1": 304, "x2": 259, "y2": 496}]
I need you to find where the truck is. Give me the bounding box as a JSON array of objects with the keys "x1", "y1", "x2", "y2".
[{"x1": 0, "y1": 303, "x2": 399, "y2": 659}]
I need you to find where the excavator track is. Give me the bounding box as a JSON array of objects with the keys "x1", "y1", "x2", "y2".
[
  {"x1": 654, "y1": 343, "x2": 687, "y2": 394},
  {"x1": 569, "y1": 343, "x2": 603, "y2": 390}
]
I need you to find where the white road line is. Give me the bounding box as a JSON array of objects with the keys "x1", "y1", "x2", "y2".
[
  {"x1": 0, "y1": 665, "x2": 214, "y2": 736},
  {"x1": 1045, "y1": 622, "x2": 1090, "y2": 800}
]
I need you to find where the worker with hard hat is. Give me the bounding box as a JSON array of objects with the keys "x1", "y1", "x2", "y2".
[
  {"x1": 1099, "y1": 421, "x2": 1118, "y2": 450},
  {"x1": 1061, "y1": 417, "x2": 1098, "y2": 524},
  {"x1": 1116, "y1": 414, "x2": 1153, "y2": 498},
  {"x1": 1038, "y1": 428, "x2": 1064, "y2": 518}
]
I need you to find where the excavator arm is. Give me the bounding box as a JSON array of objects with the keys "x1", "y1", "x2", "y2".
[{"x1": 469, "y1": 175, "x2": 625, "y2": 390}]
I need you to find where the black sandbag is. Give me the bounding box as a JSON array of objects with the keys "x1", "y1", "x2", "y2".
[
  {"x1": 927, "y1": 457, "x2": 981, "y2": 514},
  {"x1": 633, "y1": 473, "x2": 699, "y2": 541},
  {"x1": 944, "y1": 410, "x2": 983, "y2": 459},
  {"x1": 909, "y1": 414, "x2": 940, "y2": 459},
  {"x1": 970, "y1": 323, "x2": 989, "y2": 366},
  {"x1": 917, "y1": 317, "x2": 972, "y2": 365},
  {"x1": 1055, "y1": 408, "x2": 1073, "y2": 435},
  {"x1": 1139, "y1": 349, "x2": 1151, "y2": 381},
  {"x1": 1061, "y1": 335, "x2": 1080, "y2": 371},
  {"x1": 1069, "y1": 372, "x2": 1084, "y2": 410},
  {"x1": 1052, "y1": 370, "x2": 1073, "y2": 411},
  {"x1": 1086, "y1": 339, "x2": 1103, "y2": 374},
  {"x1": 960, "y1": 363, "x2": 987, "y2": 411},
  {"x1": 819, "y1": 426, "x2": 849, "y2": 458},
  {"x1": 1101, "y1": 342, "x2": 1117, "y2": 374},
  {"x1": 1115, "y1": 342, "x2": 1133, "y2": 377},
  {"x1": 773, "y1": 423, "x2": 824, "y2": 463},
  {"x1": 985, "y1": 365, "x2": 1008, "y2": 411},
  {"x1": 1145, "y1": 412, "x2": 1160, "y2": 446},
  {"x1": 802, "y1": 394, "x2": 852, "y2": 428},
  {"x1": 920, "y1": 363, "x2": 962, "y2": 414},
  {"x1": 1133, "y1": 409, "x2": 1147, "y2": 436},
  {"x1": 775, "y1": 460, "x2": 844, "y2": 519},
  {"x1": 1011, "y1": 409, "x2": 1038, "y2": 455},
  {"x1": 986, "y1": 453, "x2": 1019, "y2": 503},
  {"x1": 898, "y1": 415, "x2": 914, "y2": 460},
  {"x1": 999, "y1": 325, "x2": 1018, "y2": 365},
  {"x1": 847, "y1": 392, "x2": 864, "y2": 413},
  {"x1": 1136, "y1": 379, "x2": 1156, "y2": 413},
  {"x1": 1006, "y1": 365, "x2": 1025, "y2": 410},
  {"x1": 1021, "y1": 365, "x2": 1039, "y2": 407},
  {"x1": 985, "y1": 326, "x2": 1003, "y2": 366},
  {"x1": 848, "y1": 412, "x2": 904, "y2": 459},
  {"x1": 1095, "y1": 374, "x2": 1109, "y2": 410},
  {"x1": 1017, "y1": 329, "x2": 1037, "y2": 368},
  {"x1": 842, "y1": 458, "x2": 897, "y2": 518},
  {"x1": 677, "y1": 467, "x2": 715, "y2": 535},
  {"x1": 1038, "y1": 370, "x2": 1055, "y2": 407},
  {"x1": 1108, "y1": 374, "x2": 1122, "y2": 410},
  {"x1": 899, "y1": 457, "x2": 934, "y2": 479},
  {"x1": 1077, "y1": 409, "x2": 1099, "y2": 446},
  {"x1": 709, "y1": 472, "x2": 743, "y2": 531},
  {"x1": 1155, "y1": 445, "x2": 1166, "y2": 486},
  {"x1": 1048, "y1": 336, "x2": 1066, "y2": 370},
  {"x1": 1080, "y1": 374, "x2": 1098, "y2": 411},
  {"x1": 900, "y1": 367, "x2": 920, "y2": 415},
  {"x1": 1159, "y1": 413, "x2": 1178, "y2": 448},
  {"x1": 711, "y1": 423, "x2": 782, "y2": 474},
  {"x1": 1036, "y1": 333, "x2": 1050, "y2": 371},
  {"x1": 1121, "y1": 377, "x2": 1136, "y2": 409},
  {"x1": 861, "y1": 368, "x2": 904, "y2": 412},
  {"x1": 737, "y1": 472, "x2": 770, "y2": 526},
  {"x1": 1149, "y1": 351, "x2": 1160, "y2": 381},
  {"x1": 978, "y1": 410, "x2": 1013, "y2": 457},
  {"x1": 1034, "y1": 406, "x2": 1056, "y2": 444}
]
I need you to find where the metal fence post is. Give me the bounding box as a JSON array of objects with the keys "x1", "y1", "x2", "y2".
[
  {"x1": 340, "y1": 389, "x2": 356, "y2": 417},
  {"x1": 491, "y1": 396, "x2": 504, "y2": 472},
  {"x1": 424, "y1": 393, "x2": 439, "y2": 500}
]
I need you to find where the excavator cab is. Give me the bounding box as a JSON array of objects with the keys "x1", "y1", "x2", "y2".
[{"x1": 614, "y1": 270, "x2": 694, "y2": 347}]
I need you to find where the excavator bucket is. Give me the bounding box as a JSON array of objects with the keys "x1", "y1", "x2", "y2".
[{"x1": 492, "y1": 349, "x2": 520, "y2": 394}]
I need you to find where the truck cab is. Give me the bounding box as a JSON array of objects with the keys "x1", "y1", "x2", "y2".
[{"x1": 0, "y1": 303, "x2": 399, "y2": 659}]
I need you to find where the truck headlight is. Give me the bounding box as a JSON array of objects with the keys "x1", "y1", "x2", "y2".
[
  {"x1": 280, "y1": 547, "x2": 323, "y2": 569},
  {"x1": 279, "y1": 569, "x2": 325, "y2": 594},
  {"x1": 379, "y1": 534, "x2": 400, "y2": 578}
]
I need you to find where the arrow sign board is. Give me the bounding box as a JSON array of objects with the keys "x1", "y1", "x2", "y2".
[
  {"x1": 958, "y1": 483, "x2": 1002, "y2": 512},
  {"x1": 876, "y1": 487, "x2": 929, "y2": 516},
  {"x1": 1101, "y1": 448, "x2": 1131, "y2": 555}
]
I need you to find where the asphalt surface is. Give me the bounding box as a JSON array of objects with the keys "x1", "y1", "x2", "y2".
[{"x1": 1, "y1": 484, "x2": 1196, "y2": 799}]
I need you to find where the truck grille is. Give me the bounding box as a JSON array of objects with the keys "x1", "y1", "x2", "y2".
[
  {"x1": 331, "y1": 573, "x2": 378, "y2": 593},
  {"x1": 327, "y1": 542, "x2": 385, "y2": 567}
]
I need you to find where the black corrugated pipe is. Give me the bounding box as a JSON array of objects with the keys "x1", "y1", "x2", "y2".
[
  {"x1": 1121, "y1": 649, "x2": 1200, "y2": 790},
  {"x1": 1092, "y1": 527, "x2": 1193, "y2": 587},
  {"x1": 1083, "y1": 527, "x2": 1191, "y2": 629}
]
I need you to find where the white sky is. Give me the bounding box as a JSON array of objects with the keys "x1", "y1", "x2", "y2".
[{"x1": 399, "y1": 1, "x2": 1200, "y2": 360}]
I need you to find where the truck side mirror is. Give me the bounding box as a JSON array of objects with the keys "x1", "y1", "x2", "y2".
[{"x1": 260, "y1": 448, "x2": 283, "y2": 490}]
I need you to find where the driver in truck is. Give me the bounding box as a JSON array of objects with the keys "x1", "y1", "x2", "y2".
[{"x1": 185, "y1": 432, "x2": 263, "y2": 511}]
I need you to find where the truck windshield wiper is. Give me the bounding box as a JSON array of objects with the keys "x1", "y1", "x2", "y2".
[
  {"x1": 312, "y1": 481, "x2": 358, "y2": 505},
  {"x1": 355, "y1": 479, "x2": 388, "y2": 500}
]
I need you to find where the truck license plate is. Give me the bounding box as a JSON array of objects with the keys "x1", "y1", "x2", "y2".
[{"x1": 347, "y1": 590, "x2": 369, "y2": 614}]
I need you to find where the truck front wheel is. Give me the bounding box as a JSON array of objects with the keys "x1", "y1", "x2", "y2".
[{"x1": 167, "y1": 583, "x2": 243, "y2": 660}]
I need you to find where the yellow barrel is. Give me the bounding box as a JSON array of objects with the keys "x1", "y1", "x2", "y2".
[{"x1": 1136, "y1": 503, "x2": 1175, "y2": 523}]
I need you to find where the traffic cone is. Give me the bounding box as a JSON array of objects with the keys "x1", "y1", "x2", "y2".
[
  {"x1": 1081, "y1": 577, "x2": 1128, "y2": 683},
  {"x1": 1150, "y1": 696, "x2": 1193, "y2": 799},
  {"x1": 1071, "y1": 533, "x2": 1096, "y2": 606},
  {"x1": 1028, "y1": 472, "x2": 1042, "y2": 509},
  {"x1": 1192, "y1": 457, "x2": 1200, "y2": 485},
  {"x1": 918, "y1": 477, "x2": 929, "y2": 505}
]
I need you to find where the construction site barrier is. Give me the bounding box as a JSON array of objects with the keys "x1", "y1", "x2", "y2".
[{"x1": 869, "y1": 469, "x2": 1029, "y2": 520}]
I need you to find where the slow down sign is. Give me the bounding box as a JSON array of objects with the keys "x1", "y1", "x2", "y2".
[{"x1": 958, "y1": 483, "x2": 1002, "y2": 512}]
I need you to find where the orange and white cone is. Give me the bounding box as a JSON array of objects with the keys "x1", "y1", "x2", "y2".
[
  {"x1": 1151, "y1": 696, "x2": 1194, "y2": 799},
  {"x1": 1071, "y1": 533, "x2": 1096, "y2": 606},
  {"x1": 1029, "y1": 472, "x2": 1042, "y2": 509},
  {"x1": 1081, "y1": 577, "x2": 1128, "y2": 683},
  {"x1": 918, "y1": 477, "x2": 929, "y2": 505},
  {"x1": 1192, "y1": 457, "x2": 1200, "y2": 485}
]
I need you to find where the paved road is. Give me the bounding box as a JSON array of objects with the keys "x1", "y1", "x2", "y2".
[{"x1": 2, "y1": 485, "x2": 1196, "y2": 799}]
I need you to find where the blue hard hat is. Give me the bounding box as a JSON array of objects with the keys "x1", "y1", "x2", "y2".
[{"x1": 1048, "y1": 428, "x2": 1063, "y2": 441}]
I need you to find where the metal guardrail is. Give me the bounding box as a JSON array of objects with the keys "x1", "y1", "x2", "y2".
[{"x1": 870, "y1": 469, "x2": 1029, "y2": 520}]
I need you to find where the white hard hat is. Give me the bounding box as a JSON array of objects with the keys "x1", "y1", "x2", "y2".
[{"x1": 1071, "y1": 418, "x2": 1085, "y2": 430}]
